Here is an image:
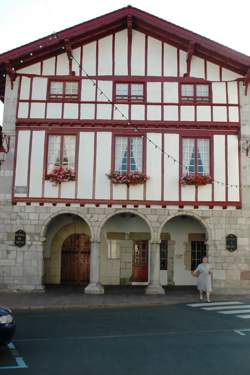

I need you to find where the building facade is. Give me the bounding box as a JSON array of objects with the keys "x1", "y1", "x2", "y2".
[{"x1": 0, "y1": 6, "x2": 250, "y2": 294}]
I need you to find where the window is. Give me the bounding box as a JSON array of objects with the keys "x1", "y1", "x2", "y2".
[
  {"x1": 115, "y1": 83, "x2": 144, "y2": 102},
  {"x1": 191, "y1": 241, "x2": 207, "y2": 270},
  {"x1": 160, "y1": 240, "x2": 168, "y2": 270},
  {"x1": 114, "y1": 136, "x2": 143, "y2": 174},
  {"x1": 48, "y1": 80, "x2": 80, "y2": 100},
  {"x1": 107, "y1": 240, "x2": 120, "y2": 259},
  {"x1": 180, "y1": 83, "x2": 210, "y2": 103},
  {"x1": 47, "y1": 135, "x2": 76, "y2": 173},
  {"x1": 182, "y1": 138, "x2": 210, "y2": 176}
]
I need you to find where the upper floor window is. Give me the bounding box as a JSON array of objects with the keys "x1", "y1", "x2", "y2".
[
  {"x1": 47, "y1": 135, "x2": 76, "y2": 173},
  {"x1": 114, "y1": 136, "x2": 143, "y2": 174},
  {"x1": 182, "y1": 138, "x2": 210, "y2": 176},
  {"x1": 115, "y1": 83, "x2": 144, "y2": 103},
  {"x1": 48, "y1": 80, "x2": 80, "y2": 101},
  {"x1": 180, "y1": 83, "x2": 211, "y2": 103}
]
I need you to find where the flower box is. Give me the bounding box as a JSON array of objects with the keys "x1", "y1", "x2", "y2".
[
  {"x1": 181, "y1": 174, "x2": 212, "y2": 186},
  {"x1": 106, "y1": 171, "x2": 149, "y2": 186},
  {"x1": 45, "y1": 167, "x2": 76, "y2": 185}
]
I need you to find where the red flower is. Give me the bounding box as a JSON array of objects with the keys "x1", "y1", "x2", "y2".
[
  {"x1": 181, "y1": 174, "x2": 212, "y2": 186},
  {"x1": 45, "y1": 167, "x2": 76, "y2": 185},
  {"x1": 106, "y1": 171, "x2": 149, "y2": 185}
]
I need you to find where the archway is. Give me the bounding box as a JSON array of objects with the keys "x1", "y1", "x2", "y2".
[
  {"x1": 99, "y1": 211, "x2": 152, "y2": 286},
  {"x1": 160, "y1": 214, "x2": 208, "y2": 286},
  {"x1": 43, "y1": 213, "x2": 91, "y2": 285}
]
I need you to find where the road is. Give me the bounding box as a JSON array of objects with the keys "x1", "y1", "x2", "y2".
[{"x1": 1, "y1": 300, "x2": 250, "y2": 375}]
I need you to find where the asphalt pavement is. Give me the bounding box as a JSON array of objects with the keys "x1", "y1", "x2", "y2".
[{"x1": 2, "y1": 299, "x2": 250, "y2": 375}]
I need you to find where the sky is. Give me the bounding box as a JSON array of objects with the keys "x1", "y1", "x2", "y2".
[{"x1": 0, "y1": 0, "x2": 249, "y2": 122}]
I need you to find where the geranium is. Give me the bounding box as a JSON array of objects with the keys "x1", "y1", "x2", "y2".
[
  {"x1": 181, "y1": 174, "x2": 212, "y2": 186},
  {"x1": 45, "y1": 167, "x2": 76, "y2": 185},
  {"x1": 107, "y1": 171, "x2": 149, "y2": 186}
]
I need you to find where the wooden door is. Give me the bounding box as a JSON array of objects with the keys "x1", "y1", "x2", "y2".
[
  {"x1": 132, "y1": 240, "x2": 148, "y2": 282},
  {"x1": 61, "y1": 233, "x2": 90, "y2": 283}
]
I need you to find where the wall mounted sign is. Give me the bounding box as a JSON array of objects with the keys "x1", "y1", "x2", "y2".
[
  {"x1": 226, "y1": 234, "x2": 237, "y2": 252},
  {"x1": 15, "y1": 230, "x2": 26, "y2": 247}
]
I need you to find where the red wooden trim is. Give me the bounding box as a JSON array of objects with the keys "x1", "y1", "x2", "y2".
[
  {"x1": 145, "y1": 34, "x2": 148, "y2": 77},
  {"x1": 75, "y1": 134, "x2": 80, "y2": 199},
  {"x1": 17, "y1": 98, "x2": 240, "y2": 108},
  {"x1": 225, "y1": 82, "x2": 229, "y2": 122},
  {"x1": 225, "y1": 134, "x2": 228, "y2": 202},
  {"x1": 28, "y1": 77, "x2": 33, "y2": 118},
  {"x1": 127, "y1": 17, "x2": 132, "y2": 77},
  {"x1": 143, "y1": 134, "x2": 147, "y2": 201},
  {"x1": 27, "y1": 130, "x2": 33, "y2": 197},
  {"x1": 17, "y1": 73, "x2": 227, "y2": 83},
  {"x1": 161, "y1": 132, "x2": 164, "y2": 201},
  {"x1": 16, "y1": 122, "x2": 241, "y2": 135},
  {"x1": 92, "y1": 132, "x2": 97, "y2": 199},
  {"x1": 94, "y1": 40, "x2": 99, "y2": 120},
  {"x1": 179, "y1": 135, "x2": 182, "y2": 202},
  {"x1": 12, "y1": 197, "x2": 241, "y2": 207},
  {"x1": 79, "y1": 45, "x2": 83, "y2": 77},
  {"x1": 177, "y1": 48, "x2": 180, "y2": 78},
  {"x1": 54, "y1": 55, "x2": 57, "y2": 76},
  {"x1": 211, "y1": 136, "x2": 214, "y2": 203},
  {"x1": 12, "y1": 128, "x2": 19, "y2": 201},
  {"x1": 204, "y1": 59, "x2": 207, "y2": 81},
  {"x1": 16, "y1": 75, "x2": 22, "y2": 119},
  {"x1": 238, "y1": 134, "x2": 242, "y2": 204}
]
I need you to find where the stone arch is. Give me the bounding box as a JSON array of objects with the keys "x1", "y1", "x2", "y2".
[
  {"x1": 40, "y1": 209, "x2": 94, "y2": 240},
  {"x1": 158, "y1": 211, "x2": 210, "y2": 286},
  {"x1": 42, "y1": 211, "x2": 92, "y2": 285},
  {"x1": 96, "y1": 209, "x2": 154, "y2": 241},
  {"x1": 157, "y1": 211, "x2": 211, "y2": 242}
]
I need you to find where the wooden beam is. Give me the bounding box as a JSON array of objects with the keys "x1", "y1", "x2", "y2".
[
  {"x1": 244, "y1": 68, "x2": 250, "y2": 95},
  {"x1": 5, "y1": 61, "x2": 16, "y2": 89},
  {"x1": 185, "y1": 41, "x2": 196, "y2": 77},
  {"x1": 64, "y1": 38, "x2": 73, "y2": 74}
]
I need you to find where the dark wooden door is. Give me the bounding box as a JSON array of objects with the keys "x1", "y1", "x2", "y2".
[
  {"x1": 61, "y1": 233, "x2": 90, "y2": 283},
  {"x1": 132, "y1": 240, "x2": 148, "y2": 282}
]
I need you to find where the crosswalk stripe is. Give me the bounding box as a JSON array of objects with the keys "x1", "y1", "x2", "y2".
[
  {"x1": 219, "y1": 309, "x2": 250, "y2": 315},
  {"x1": 236, "y1": 315, "x2": 250, "y2": 319},
  {"x1": 202, "y1": 304, "x2": 250, "y2": 311},
  {"x1": 187, "y1": 301, "x2": 243, "y2": 308}
]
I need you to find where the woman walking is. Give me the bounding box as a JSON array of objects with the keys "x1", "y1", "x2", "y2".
[{"x1": 193, "y1": 256, "x2": 212, "y2": 302}]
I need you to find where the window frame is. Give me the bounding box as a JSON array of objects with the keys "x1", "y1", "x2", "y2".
[
  {"x1": 47, "y1": 78, "x2": 81, "y2": 102},
  {"x1": 181, "y1": 136, "x2": 212, "y2": 177},
  {"x1": 45, "y1": 133, "x2": 77, "y2": 175},
  {"x1": 112, "y1": 134, "x2": 145, "y2": 175},
  {"x1": 191, "y1": 240, "x2": 207, "y2": 271},
  {"x1": 113, "y1": 82, "x2": 146, "y2": 103},
  {"x1": 180, "y1": 82, "x2": 212, "y2": 104},
  {"x1": 160, "y1": 240, "x2": 168, "y2": 270}
]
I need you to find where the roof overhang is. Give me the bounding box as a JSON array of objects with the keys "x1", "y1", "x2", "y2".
[{"x1": 1, "y1": 6, "x2": 250, "y2": 101}]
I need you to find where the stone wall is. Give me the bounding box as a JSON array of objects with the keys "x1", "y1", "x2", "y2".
[{"x1": 0, "y1": 203, "x2": 249, "y2": 292}]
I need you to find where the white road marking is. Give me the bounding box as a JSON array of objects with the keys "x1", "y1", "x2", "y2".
[
  {"x1": 202, "y1": 305, "x2": 250, "y2": 311},
  {"x1": 219, "y1": 309, "x2": 250, "y2": 315},
  {"x1": 234, "y1": 329, "x2": 248, "y2": 336},
  {"x1": 187, "y1": 301, "x2": 243, "y2": 308},
  {"x1": 236, "y1": 315, "x2": 250, "y2": 319}
]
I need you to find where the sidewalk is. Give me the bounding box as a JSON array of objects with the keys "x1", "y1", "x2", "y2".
[{"x1": 0, "y1": 285, "x2": 247, "y2": 311}]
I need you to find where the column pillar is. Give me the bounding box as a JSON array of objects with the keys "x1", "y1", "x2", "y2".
[
  {"x1": 145, "y1": 242, "x2": 165, "y2": 295},
  {"x1": 85, "y1": 241, "x2": 104, "y2": 295}
]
